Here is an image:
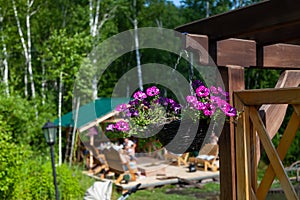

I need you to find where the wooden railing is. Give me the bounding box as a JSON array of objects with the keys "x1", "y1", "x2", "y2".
[{"x1": 234, "y1": 87, "x2": 300, "y2": 200}]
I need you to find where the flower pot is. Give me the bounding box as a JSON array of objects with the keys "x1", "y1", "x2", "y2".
[{"x1": 156, "y1": 119, "x2": 209, "y2": 154}]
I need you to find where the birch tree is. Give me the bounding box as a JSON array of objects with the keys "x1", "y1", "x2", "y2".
[
  {"x1": 133, "y1": 0, "x2": 143, "y2": 91},
  {"x1": 89, "y1": 0, "x2": 117, "y2": 99},
  {"x1": 0, "y1": 7, "x2": 9, "y2": 96},
  {"x1": 12, "y1": 0, "x2": 36, "y2": 108},
  {"x1": 123, "y1": 0, "x2": 143, "y2": 91}
]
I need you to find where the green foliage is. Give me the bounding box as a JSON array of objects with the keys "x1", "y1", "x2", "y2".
[
  {"x1": 245, "y1": 68, "x2": 280, "y2": 89},
  {"x1": 10, "y1": 159, "x2": 94, "y2": 200},
  {"x1": 0, "y1": 117, "x2": 31, "y2": 199},
  {"x1": 0, "y1": 93, "x2": 52, "y2": 149}
]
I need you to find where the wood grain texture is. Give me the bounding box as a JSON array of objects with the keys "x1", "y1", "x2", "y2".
[
  {"x1": 217, "y1": 39, "x2": 256, "y2": 67},
  {"x1": 235, "y1": 87, "x2": 300, "y2": 105},
  {"x1": 234, "y1": 94, "x2": 251, "y2": 200},
  {"x1": 257, "y1": 109, "x2": 300, "y2": 199},
  {"x1": 249, "y1": 107, "x2": 298, "y2": 200}
]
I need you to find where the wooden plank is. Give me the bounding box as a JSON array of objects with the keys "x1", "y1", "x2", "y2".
[
  {"x1": 234, "y1": 94, "x2": 251, "y2": 200},
  {"x1": 251, "y1": 188, "x2": 258, "y2": 200},
  {"x1": 250, "y1": 124, "x2": 258, "y2": 193},
  {"x1": 259, "y1": 70, "x2": 300, "y2": 140},
  {"x1": 185, "y1": 34, "x2": 209, "y2": 65},
  {"x1": 264, "y1": 44, "x2": 300, "y2": 68},
  {"x1": 79, "y1": 110, "x2": 118, "y2": 132},
  {"x1": 249, "y1": 107, "x2": 298, "y2": 200},
  {"x1": 257, "y1": 109, "x2": 300, "y2": 199},
  {"x1": 293, "y1": 104, "x2": 300, "y2": 118},
  {"x1": 235, "y1": 87, "x2": 300, "y2": 106},
  {"x1": 219, "y1": 66, "x2": 244, "y2": 200},
  {"x1": 217, "y1": 39, "x2": 256, "y2": 67}
]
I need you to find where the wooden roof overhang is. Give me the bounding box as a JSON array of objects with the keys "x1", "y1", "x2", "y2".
[{"x1": 175, "y1": 0, "x2": 300, "y2": 69}]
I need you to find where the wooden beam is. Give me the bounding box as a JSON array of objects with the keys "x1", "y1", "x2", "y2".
[
  {"x1": 219, "y1": 65, "x2": 244, "y2": 200},
  {"x1": 257, "y1": 108, "x2": 300, "y2": 199},
  {"x1": 234, "y1": 95, "x2": 251, "y2": 200},
  {"x1": 79, "y1": 111, "x2": 118, "y2": 132},
  {"x1": 264, "y1": 44, "x2": 300, "y2": 68},
  {"x1": 235, "y1": 87, "x2": 300, "y2": 105},
  {"x1": 249, "y1": 107, "x2": 298, "y2": 200},
  {"x1": 185, "y1": 34, "x2": 209, "y2": 64},
  {"x1": 187, "y1": 36, "x2": 300, "y2": 68},
  {"x1": 217, "y1": 39, "x2": 256, "y2": 67}
]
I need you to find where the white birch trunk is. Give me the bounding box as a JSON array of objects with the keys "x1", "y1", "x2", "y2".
[
  {"x1": 69, "y1": 97, "x2": 80, "y2": 167},
  {"x1": 89, "y1": 0, "x2": 116, "y2": 99},
  {"x1": 12, "y1": 0, "x2": 37, "y2": 117},
  {"x1": 12, "y1": 0, "x2": 29, "y2": 97},
  {"x1": 58, "y1": 72, "x2": 63, "y2": 166},
  {"x1": 41, "y1": 59, "x2": 45, "y2": 105},
  {"x1": 206, "y1": 1, "x2": 210, "y2": 17},
  {"x1": 133, "y1": 18, "x2": 143, "y2": 91},
  {"x1": 2, "y1": 39, "x2": 9, "y2": 96},
  {"x1": 89, "y1": 0, "x2": 95, "y2": 36},
  {"x1": 132, "y1": 0, "x2": 143, "y2": 91},
  {"x1": 0, "y1": 11, "x2": 9, "y2": 96},
  {"x1": 26, "y1": 0, "x2": 36, "y2": 100}
]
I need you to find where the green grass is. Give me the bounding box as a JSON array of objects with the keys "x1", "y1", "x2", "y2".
[{"x1": 111, "y1": 183, "x2": 220, "y2": 200}]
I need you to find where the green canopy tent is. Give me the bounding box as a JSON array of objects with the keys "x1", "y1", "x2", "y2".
[{"x1": 53, "y1": 97, "x2": 130, "y2": 164}]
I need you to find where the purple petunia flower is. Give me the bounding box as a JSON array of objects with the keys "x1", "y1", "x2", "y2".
[
  {"x1": 217, "y1": 87, "x2": 228, "y2": 97},
  {"x1": 167, "y1": 98, "x2": 175, "y2": 104},
  {"x1": 210, "y1": 86, "x2": 218, "y2": 95},
  {"x1": 193, "y1": 101, "x2": 205, "y2": 110},
  {"x1": 186, "y1": 95, "x2": 198, "y2": 104},
  {"x1": 106, "y1": 124, "x2": 115, "y2": 131},
  {"x1": 115, "y1": 120, "x2": 130, "y2": 132},
  {"x1": 173, "y1": 104, "x2": 181, "y2": 114},
  {"x1": 196, "y1": 85, "x2": 210, "y2": 97},
  {"x1": 203, "y1": 103, "x2": 216, "y2": 116},
  {"x1": 159, "y1": 97, "x2": 169, "y2": 107},
  {"x1": 221, "y1": 103, "x2": 237, "y2": 117},
  {"x1": 192, "y1": 80, "x2": 204, "y2": 89},
  {"x1": 133, "y1": 91, "x2": 147, "y2": 100},
  {"x1": 126, "y1": 107, "x2": 139, "y2": 117},
  {"x1": 116, "y1": 103, "x2": 128, "y2": 112},
  {"x1": 146, "y1": 86, "x2": 160, "y2": 96},
  {"x1": 203, "y1": 109, "x2": 213, "y2": 116},
  {"x1": 129, "y1": 99, "x2": 139, "y2": 106},
  {"x1": 210, "y1": 96, "x2": 222, "y2": 106}
]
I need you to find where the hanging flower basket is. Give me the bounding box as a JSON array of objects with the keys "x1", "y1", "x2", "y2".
[
  {"x1": 104, "y1": 80, "x2": 239, "y2": 153},
  {"x1": 156, "y1": 119, "x2": 209, "y2": 154}
]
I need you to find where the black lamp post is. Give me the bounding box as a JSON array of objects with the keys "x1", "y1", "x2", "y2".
[{"x1": 42, "y1": 120, "x2": 59, "y2": 200}]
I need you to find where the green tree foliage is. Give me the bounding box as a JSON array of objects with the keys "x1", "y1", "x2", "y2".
[
  {"x1": 0, "y1": 93, "x2": 53, "y2": 148},
  {"x1": 0, "y1": 117, "x2": 31, "y2": 199},
  {"x1": 42, "y1": 30, "x2": 92, "y2": 111}
]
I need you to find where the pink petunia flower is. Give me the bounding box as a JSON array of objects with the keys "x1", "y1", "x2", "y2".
[
  {"x1": 186, "y1": 95, "x2": 198, "y2": 104},
  {"x1": 133, "y1": 91, "x2": 147, "y2": 100},
  {"x1": 116, "y1": 103, "x2": 128, "y2": 112},
  {"x1": 115, "y1": 120, "x2": 130, "y2": 132},
  {"x1": 196, "y1": 85, "x2": 210, "y2": 97},
  {"x1": 146, "y1": 86, "x2": 160, "y2": 96},
  {"x1": 106, "y1": 124, "x2": 115, "y2": 131}
]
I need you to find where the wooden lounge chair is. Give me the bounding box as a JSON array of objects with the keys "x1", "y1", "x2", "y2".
[
  {"x1": 102, "y1": 147, "x2": 138, "y2": 184},
  {"x1": 85, "y1": 145, "x2": 109, "y2": 176},
  {"x1": 189, "y1": 143, "x2": 219, "y2": 172},
  {"x1": 164, "y1": 148, "x2": 189, "y2": 166}
]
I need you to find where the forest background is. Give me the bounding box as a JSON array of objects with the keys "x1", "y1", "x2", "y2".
[{"x1": 0, "y1": 0, "x2": 299, "y2": 199}]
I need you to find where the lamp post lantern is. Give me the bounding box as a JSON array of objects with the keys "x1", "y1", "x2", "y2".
[{"x1": 42, "y1": 120, "x2": 59, "y2": 200}]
